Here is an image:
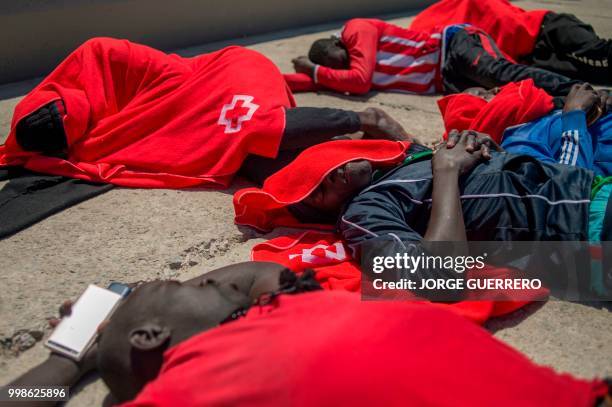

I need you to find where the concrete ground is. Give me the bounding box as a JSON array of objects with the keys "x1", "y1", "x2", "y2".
[{"x1": 0, "y1": 0, "x2": 610, "y2": 405}]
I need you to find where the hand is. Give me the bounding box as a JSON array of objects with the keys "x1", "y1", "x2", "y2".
[
  {"x1": 48, "y1": 300, "x2": 100, "y2": 374},
  {"x1": 445, "y1": 129, "x2": 503, "y2": 160},
  {"x1": 596, "y1": 89, "x2": 612, "y2": 115},
  {"x1": 432, "y1": 130, "x2": 487, "y2": 174},
  {"x1": 292, "y1": 56, "x2": 316, "y2": 77},
  {"x1": 358, "y1": 107, "x2": 417, "y2": 143},
  {"x1": 564, "y1": 83, "x2": 601, "y2": 116}
]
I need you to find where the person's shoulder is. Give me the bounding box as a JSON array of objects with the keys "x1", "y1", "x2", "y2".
[{"x1": 344, "y1": 18, "x2": 380, "y2": 30}]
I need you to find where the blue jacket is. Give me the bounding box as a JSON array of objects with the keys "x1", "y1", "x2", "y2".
[{"x1": 501, "y1": 110, "x2": 612, "y2": 176}]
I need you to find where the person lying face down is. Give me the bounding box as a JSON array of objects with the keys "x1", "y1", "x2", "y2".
[
  {"x1": 2, "y1": 37, "x2": 412, "y2": 189},
  {"x1": 9, "y1": 262, "x2": 611, "y2": 406},
  {"x1": 236, "y1": 133, "x2": 612, "y2": 298},
  {"x1": 286, "y1": 17, "x2": 582, "y2": 97}
]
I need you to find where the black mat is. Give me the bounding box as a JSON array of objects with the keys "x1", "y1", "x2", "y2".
[{"x1": 0, "y1": 167, "x2": 114, "y2": 239}]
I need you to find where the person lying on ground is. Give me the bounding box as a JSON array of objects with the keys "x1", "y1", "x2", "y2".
[
  {"x1": 286, "y1": 17, "x2": 582, "y2": 97},
  {"x1": 243, "y1": 131, "x2": 612, "y2": 297},
  {"x1": 410, "y1": 0, "x2": 612, "y2": 84},
  {"x1": 0, "y1": 37, "x2": 412, "y2": 189},
  {"x1": 441, "y1": 82, "x2": 612, "y2": 176},
  {"x1": 8, "y1": 262, "x2": 610, "y2": 406}
]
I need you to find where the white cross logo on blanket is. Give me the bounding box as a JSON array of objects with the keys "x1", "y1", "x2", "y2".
[
  {"x1": 288, "y1": 242, "x2": 347, "y2": 265},
  {"x1": 218, "y1": 95, "x2": 260, "y2": 134}
]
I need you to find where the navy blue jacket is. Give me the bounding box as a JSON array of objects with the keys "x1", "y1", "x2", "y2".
[{"x1": 339, "y1": 151, "x2": 594, "y2": 293}]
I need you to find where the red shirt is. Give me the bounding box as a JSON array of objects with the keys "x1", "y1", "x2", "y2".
[
  {"x1": 121, "y1": 291, "x2": 606, "y2": 406},
  {"x1": 285, "y1": 19, "x2": 443, "y2": 95}
]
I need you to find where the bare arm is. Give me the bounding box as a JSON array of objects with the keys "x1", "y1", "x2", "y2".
[
  {"x1": 278, "y1": 107, "x2": 412, "y2": 151},
  {"x1": 423, "y1": 130, "x2": 488, "y2": 254},
  {"x1": 423, "y1": 165, "x2": 465, "y2": 242},
  {"x1": 8, "y1": 300, "x2": 96, "y2": 407}
]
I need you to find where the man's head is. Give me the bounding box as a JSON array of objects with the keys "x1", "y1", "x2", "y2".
[
  {"x1": 308, "y1": 37, "x2": 349, "y2": 69},
  {"x1": 290, "y1": 160, "x2": 372, "y2": 222},
  {"x1": 97, "y1": 279, "x2": 249, "y2": 402},
  {"x1": 462, "y1": 87, "x2": 500, "y2": 102}
]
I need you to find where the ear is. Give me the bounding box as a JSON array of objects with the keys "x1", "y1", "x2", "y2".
[{"x1": 129, "y1": 323, "x2": 171, "y2": 352}]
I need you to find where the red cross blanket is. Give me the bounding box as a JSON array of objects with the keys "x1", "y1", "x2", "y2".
[
  {"x1": 410, "y1": 0, "x2": 549, "y2": 61},
  {"x1": 0, "y1": 38, "x2": 295, "y2": 188},
  {"x1": 438, "y1": 79, "x2": 554, "y2": 143},
  {"x1": 252, "y1": 231, "x2": 547, "y2": 324}
]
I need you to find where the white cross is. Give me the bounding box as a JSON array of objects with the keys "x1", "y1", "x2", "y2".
[
  {"x1": 288, "y1": 242, "x2": 347, "y2": 265},
  {"x1": 218, "y1": 95, "x2": 260, "y2": 134}
]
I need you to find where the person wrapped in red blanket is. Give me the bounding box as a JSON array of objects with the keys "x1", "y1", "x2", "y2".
[
  {"x1": 437, "y1": 79, "x2": 555, "y2": 144},
  {"x1": 117, "y1": 290, "x2": 608, "y2": 407},
  {"x1": 10, "y1": 267, "x2": 610, "y2": 406},
  {"x1": 439, "y1": 79, "x2": 612, "y2": 179},
  {"x1": 410, "y1": 0, "x2": 612, "y2": 84},
  {"x1": 1, "y1": 38, "x2": 411, "y2": 189},
  {"x1": 285, "y1": 17, "x2": 582, "y2": 97}
]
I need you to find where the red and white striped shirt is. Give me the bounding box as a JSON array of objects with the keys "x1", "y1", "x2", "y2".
[{"x1": 314, "y1": 19, "x2": 443, "y2": 95}]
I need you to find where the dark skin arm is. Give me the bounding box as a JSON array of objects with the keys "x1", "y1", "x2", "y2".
[
  {"x1": 278, "y1": 107, "x2": 415, "y2": 151},
  {"x1": 292, "y1": 56, "x2": 316, "y2": 77},
  {"x1": 8, "y1": 300, "x2": 97, "y2": 407},
  {"x1": 563, "y1": 83, "x2": 610, "y2": 125},
  {"x1": 423, "y1": 130, "x2": 494, "y2": 252}
]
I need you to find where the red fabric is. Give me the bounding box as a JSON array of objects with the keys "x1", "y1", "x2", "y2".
[
  {"x1": 438, "y1": 79, "x2": 554, "y2": 143},
  {"x1": 0, "y1": 38, "x2": 295, "y2": 188},
  {"x1": 121, "y1": 291, "x2": 607, "y2": 407},
  {"x1": 410, "y1": 0, "x2": 549, "y2": 61},
  {"x1": 286, "y1": 19, "x2": 442, "y2": 95},
  {"x1": 253, "y1": 231, "x2": 362, "y2": 291},
  {"x1": 252, "y1": 231, "x2": 548, "y2": 324},
  {"x1": 283, "y1": 73, "x2": 318, "y2": 92},
  {"x1": 233, "y1": 139, "x2": 409, "y2": 232}
]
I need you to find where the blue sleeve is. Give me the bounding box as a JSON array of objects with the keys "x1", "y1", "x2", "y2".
[
  {"x1": 557, "y1": 110, "x2": 594, "y2": 168},
  {"x1": 501, "y1": 121, "x2": 556, "y2": 164}
]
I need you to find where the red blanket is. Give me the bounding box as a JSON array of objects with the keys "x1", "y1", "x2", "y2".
[
  {"x1": 0, "y1": 38, "x2": 295, "y2": 188},
  {"x1": 252, "y1": 231, "x2": 547, "y2": 324},
  {"x1": 233, "y1": 139, "x2": 409, "y2": 232},
  {"x1": 410, "y1": 0, "x2": 549, "y2": 61},
  {"x1": 438, "y1": 79, "x2": 554, "y2": 143},
  {"x1": 122, "y1": 291, "x2": 606, "y2": 407}
]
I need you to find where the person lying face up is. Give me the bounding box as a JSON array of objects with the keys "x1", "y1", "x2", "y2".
[
  {"x1": 439, "y1": 80, "x2": 612, "y2": 176},
  {"x1": 11, "y1": 265, "x2": 611, "y2": 406},
  {"x1": 235, "y1": 132, "x2": 610, "y2": 299}
]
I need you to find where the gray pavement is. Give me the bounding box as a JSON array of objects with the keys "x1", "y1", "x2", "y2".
[{"x1": 0, "y1": 1, "x2": 611, "y2": 405}]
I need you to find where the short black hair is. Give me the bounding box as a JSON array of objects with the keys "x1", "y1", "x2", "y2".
[{"x1": 308, "y1": 38, "x2": 338, "y2": 65}]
